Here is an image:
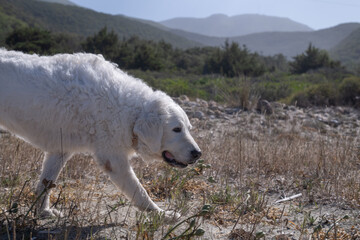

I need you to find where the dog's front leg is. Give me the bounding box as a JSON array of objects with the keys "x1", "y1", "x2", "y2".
[
  {"x1": 95, "y1": 153, "x2": 180, "y2": 222},
  {"x1": 36, "y1": 152, "x2": 71, "y2": 217}
]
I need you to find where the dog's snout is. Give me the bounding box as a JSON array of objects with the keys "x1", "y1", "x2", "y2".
[{"x1": 191, "y1": 149, "x2": 202, "y2": 160}]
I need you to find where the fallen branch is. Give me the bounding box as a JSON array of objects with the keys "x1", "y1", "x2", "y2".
[{"x1": 275, "y1": 193, "x2": 302, "y2": 204}]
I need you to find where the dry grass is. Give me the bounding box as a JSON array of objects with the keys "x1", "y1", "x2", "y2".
[{"x1": 1, "y1": 116, "x2": 360, "y2": 239}]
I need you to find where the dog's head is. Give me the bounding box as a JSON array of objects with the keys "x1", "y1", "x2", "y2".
[{"x1": 134, "y1": 96, "x2": 201, "y2": 168}]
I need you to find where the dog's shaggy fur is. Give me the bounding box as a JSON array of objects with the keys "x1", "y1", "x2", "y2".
[{"x1": 0, "y1": 49, "x2": 201, "y2": 221}]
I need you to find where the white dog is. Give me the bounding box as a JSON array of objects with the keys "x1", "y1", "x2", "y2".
[{"x1": 0, "y1": 49, "x2": 201, "y2": 221}]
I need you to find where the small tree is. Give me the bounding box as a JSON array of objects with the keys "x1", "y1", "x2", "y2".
[
  {"x1": 290, "y1": 43, "x2": 341, "y2": 74},
  {"x1": 132, "y1": 43, "x2": 162, "y2": 71},
  {"x1": 204, "y1": 40, "x2": 265, "y2": 77},
  {"x1": 82, "y1": 27, "x2": 119, "y2": 60}
]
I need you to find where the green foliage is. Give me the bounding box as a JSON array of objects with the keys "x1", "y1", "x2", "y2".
[
  {"x1": 255, "y1": 82, "x2": 291, "y2": 102},
  {"x1": 204, "y1": 41, "x2": 266, "y2": 77},
  {"x1": 115, "y1": 36, "x2": 171, "y2": 71},
  {"x1": 210, "y1": 186, "x2": 237, "y2": 205},
  {"x1": 4, "y1": 24, "x2": 360, "y2": 109},
  {"x1": 290, "y1": 83, "x2": 337, "y2": 107},
  {"x1": 306, "y1": 83, "x2": 337, "y2": 106},
  {"x1": 132, "y1": 43, "x2": 162, "y2": 71},
  {"x1": 259, "y1": 54, "x2": 289, "y2": 73},
  {"x1": 0, "y1": 8, "x2": 27, "y2": 44},
  {"x1": 5, "y1": 26, "x2": 82, "y2": 54},
  {"x1": 111, "y1": 36, "x2": 220, "y2": 74},
  {"x1": 82, "y1": 27, "x2": 119, "y2": 60},
  {"x1": 289, "y1": 77, "x2": 360, "y2": 107},
  {"x1": 161, "y1": 204, "x2": 211, "y2": 239},
  {"x1": 290, "y1": 43, "x2": 341, "y2": 74},
  {"x1": 51, "y1": 32, "x2": 83, "y2": 53},
  {"x1": 174, "y1": 47, "x2": 219, "y2": 75},
  {"x1": 338, "y1": 77, "x2": 360, "y2": 105},
  {"x1": 5, "y1": 27, "x2": 54, "y2": 54},
  {"x1": 2, "y1": 24, "x2": 291, "y2": 79}
]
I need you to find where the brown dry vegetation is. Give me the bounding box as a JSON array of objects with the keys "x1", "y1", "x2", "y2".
[{"x1": 1, "y1": 109, "x2": 360, "y2": 239}]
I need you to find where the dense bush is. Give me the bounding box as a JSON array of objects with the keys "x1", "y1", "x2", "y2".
[
  {"x1": 3, "y1": 26, "x2": 290, "y2": 77},
  {"x1": 254, "y1": 82, "x2": 291, "y2": 102},
  {"x1": 79, "y1": 29, "x2": 288, "y2": 76},
  {"x1": 5, "y1": 26, "x2": 360, "y2": 108},
  {"x1": 5, "y1": 27, "x2": 55, "y2": 54},
  {"x1": 5, "y1": 26, "x2": 82, "y2": 54},
  {"x1": 307, "y1": 83, "x2": 338, "y2": 106},
  {"x1": 290, "y1": 83, "x2": 337, "y2": 107},
  {"x1": 339, "y1": 77, "x2": 360, "y2": 105},
  {"x1": 290, "y1": 43, "x2": 341, "y2": 74},
  {"x1": 82, "y1": 27, "x2": 119, "y2": 60},
  {"x1": 203, "y1": 41, "x2": 266, "y2": 77},
  {"x1": 289, "y1": 77, "x2": 360, "y2": 107}
]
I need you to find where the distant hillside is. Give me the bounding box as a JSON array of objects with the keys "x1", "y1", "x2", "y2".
[
  {"x1": 168, "y1": 23, "x2": 360, "y2": 58},
  {"x1": 160, "y1": 14, "x2": 313, "y2": 37},
  {"x1": 231, "y1": 23, "x2": 360, "y2": 58},
  {"x1": 330, "y1": 27, "x2": 360, "y2": 69},
  {"x1": 37, "y1": 0, "x2": 76, "y2": 5},
  {"x1": 0, "y1": 0, "x2": 201, "y2": 49}
]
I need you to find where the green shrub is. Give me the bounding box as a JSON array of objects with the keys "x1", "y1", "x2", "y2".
[
  {"x1": 308, "y1": 83, "x2": 337, "y2": 106},
  {"x1": 82, "y1": 27, "x2": 119, "y2": 61},
  {"x1": 339, "y1": 77, "x2": 360, "y2": 105},
  {"x1": 5, "y1": 27, "x2": 55, "y2": 54},
  {"x1": 203, "y1": 41, "x2": 266, "y2": 77},
  {"x1": 290, "y1": 91, "x2": 311, "y2": 108},
  {"x1": 290, "y1": 43, "x2": 341, "y2": 74},
  {"x1": 290, "y1": 83, "x2": 337, "y2": 107},
  {"x1": 254, "y1": 82, "x2": 291, "y2": 101}
]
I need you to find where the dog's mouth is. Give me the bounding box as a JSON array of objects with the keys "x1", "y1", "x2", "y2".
[{"x1": 162, "y1": 151, "x2": 188, "y2": 168}]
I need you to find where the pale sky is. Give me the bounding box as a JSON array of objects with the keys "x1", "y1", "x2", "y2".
[{"x1": 70, "y1": 0, "x2": 360, "y2": 30}]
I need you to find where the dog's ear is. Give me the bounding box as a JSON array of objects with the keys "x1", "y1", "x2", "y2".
[{"x1": 134, "y1": 113, "x2": 163, "y2": 153}]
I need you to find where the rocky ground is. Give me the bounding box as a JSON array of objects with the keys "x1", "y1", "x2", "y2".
[
  {"x1": 175, "y1": 95, "x2": 360, "y2": 139},
  {"x1": 1, "y1": 96, "x2": 360, "y2": 239},
  {"x1": 173, "y1": 96, "x2": 360, "y2": 239}
]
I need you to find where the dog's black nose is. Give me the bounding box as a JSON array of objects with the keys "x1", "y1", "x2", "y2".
[{"x1": 191, "y1": 149, "x2": 202, "y2": 160}]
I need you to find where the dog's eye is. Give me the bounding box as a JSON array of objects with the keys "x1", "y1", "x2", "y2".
[{"x1": 173, "y1": 127, "x2": 182, "y2": 133}]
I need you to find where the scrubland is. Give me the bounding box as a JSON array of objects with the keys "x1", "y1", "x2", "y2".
[{"x1": 1, "y1": 100, "x2": 360, "y2": 239}]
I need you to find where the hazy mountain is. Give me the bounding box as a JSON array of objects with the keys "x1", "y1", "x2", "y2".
[
  {"x1": 123, "y1": 15, "x2": 170, "y2": 31},
  {"x1": 160, "y1": 14, "x2": 313, "y2": 37},
  {"x1": 167, "y1": 23, "x2": 360, "y2": 58},
  {"x1": 231, "y1": 23, "x2": 360, "y2": 58},
  {"x1": 0, "y1": 0, "x2": 201, "y2": 49},
  {"x1": 37, "y1": 0, "x2": 76, "y2": 5},
  {"x1": 330, "y1": 27, "x2": 360, "y2": 68},
  {"x1": 2, "y1": 0, "x2": 359, "y2": 61}
]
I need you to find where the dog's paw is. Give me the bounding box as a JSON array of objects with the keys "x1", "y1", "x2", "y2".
[
  {"x1": 163, "y1": 210, "x2": 181, "y2": 224},
  {"x1": 51, "y1": 208, "x2": 63, "y2": 217},
  {"x1": 38, "y1": 208, "x2": 63, "y2": 218}
]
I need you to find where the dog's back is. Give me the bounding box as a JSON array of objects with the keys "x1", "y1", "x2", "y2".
[
  {"x1": 0, "y1": 49, "x2": 149, "y2": 153},
  {"x1": 0, "y1": 49, "x2": 55, "y2": 145}
]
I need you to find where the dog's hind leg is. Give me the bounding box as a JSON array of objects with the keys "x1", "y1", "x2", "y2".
[{"x1": 35, "y1": 152, "x2": 71, "y2": 218}]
